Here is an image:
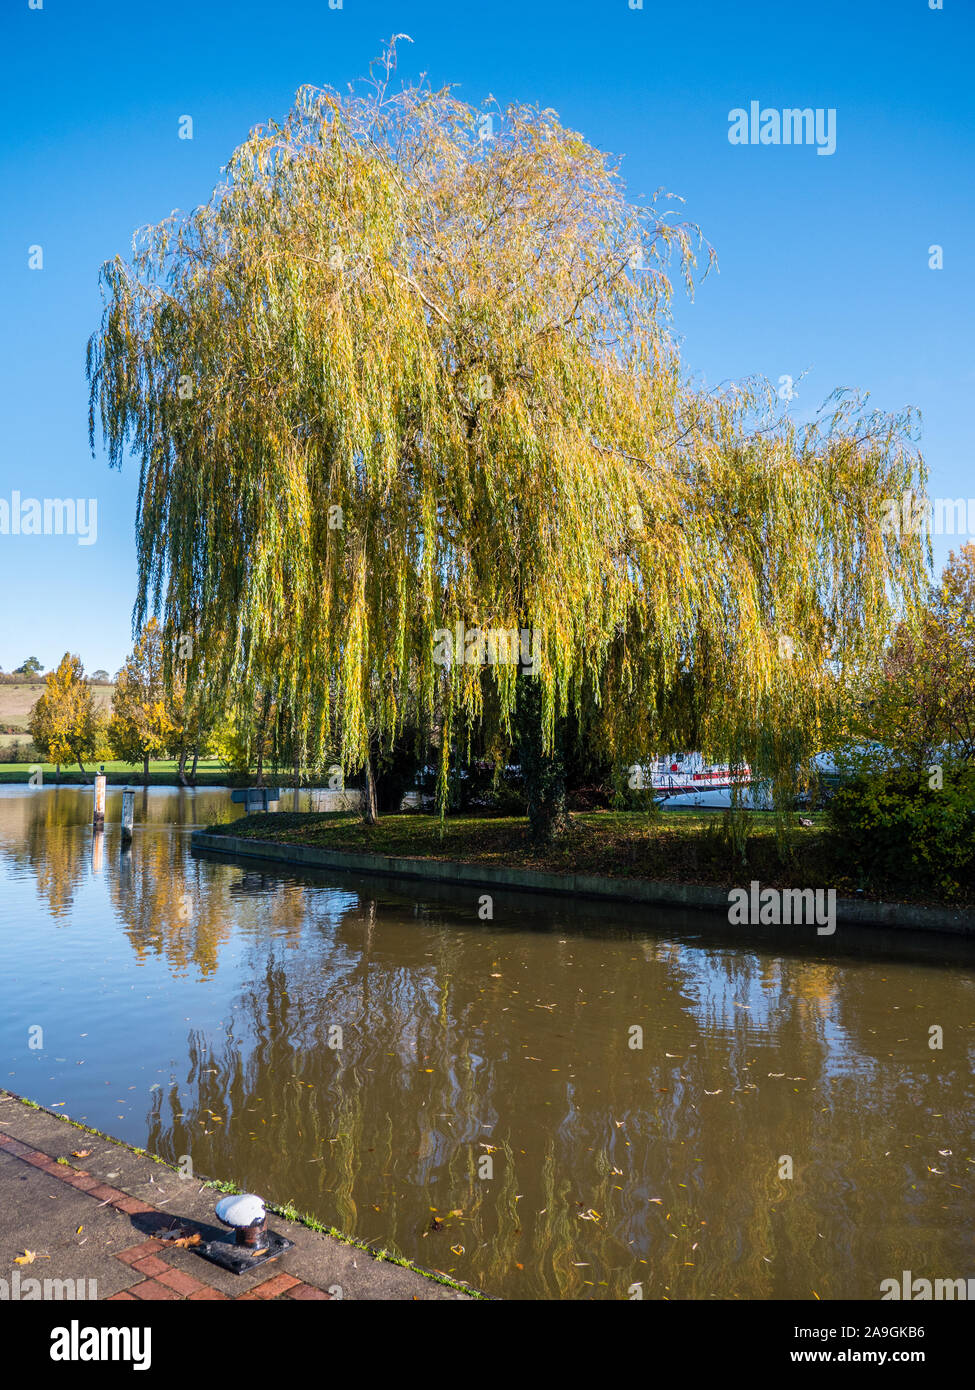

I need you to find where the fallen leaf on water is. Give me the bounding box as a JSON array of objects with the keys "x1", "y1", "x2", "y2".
[
  {"x1": 15, "y1": 1251, "x2": 37, "y2": 1264},
  {"x1": 448, "y1": 1209, "x2": 463, "y2": 1217},
  {"x1": 704, "y1": 1089, "x2": 723, "y2": 1096},
  {"x1": 76, "y1": 1226, "x2": 83, "y2": 1235},
  {"x1": 450, "y1": 1244, "x2": 464, "y2": 1255}
]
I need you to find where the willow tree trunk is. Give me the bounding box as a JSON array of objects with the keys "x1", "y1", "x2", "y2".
[
  {"x1": 362, "y1": 749, "x2": 378, "y2": 825},
  {"x1": 189, "y1": 746, "x2": 199, "y2": 784},
  {"x1": 255, "y1": 688, "x2": 273, "y2": 787},
  {"x1": 142, "y1": 753, "x2": 150, "y2": 786},
  {"x1": 524, "y1": 751, "x2": 570, "y2": 844},
  {"x1": 177, "y1": 747, "x2": 189, "y2": 786},
  {"x1": 515, "y1": 675, "x2": 571, "y2": 845}
]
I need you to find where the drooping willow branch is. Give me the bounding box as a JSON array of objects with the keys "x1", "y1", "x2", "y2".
[{"x1": 87, "y1": 41, "x2": 928, "y2": 808}]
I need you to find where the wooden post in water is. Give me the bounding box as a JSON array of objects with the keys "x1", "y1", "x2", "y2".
[
  {"x1": 92, "y1": 773, "x2": 107, "y2": 831},
  {"x1": 121, "y1": 788, "x2": 134, "y2": 846}
]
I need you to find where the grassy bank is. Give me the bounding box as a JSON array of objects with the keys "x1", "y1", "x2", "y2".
[
  {"x1": 0, "y1": 759, "x2": 237, "y2": 786},
  {"x1": 204, "y1": 808, "x2": 972, "y2": 910},
  {"x1": 203, "y1": 808, "x2": 847, "y2": 890}
]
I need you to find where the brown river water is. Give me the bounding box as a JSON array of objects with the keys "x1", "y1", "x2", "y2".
[{"x1": 1, "y1": 785, "x2": 973, "y2": 1299}]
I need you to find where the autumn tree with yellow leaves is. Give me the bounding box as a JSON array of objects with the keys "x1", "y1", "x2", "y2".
[
  {"x1": 28, "y1": 653, "x2": 100, "y2": 777},
  {"x1": 864, "y1": 542, "x2": 975, "y2": 770},
  {"x1": 108, "y1": 619, "x2": 173, "y2": 784},
  {"x1": 88, "y1": 42, "x2": 928, "y2": 840}
]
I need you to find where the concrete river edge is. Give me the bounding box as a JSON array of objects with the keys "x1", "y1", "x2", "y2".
[
  {"x1": 0, "y1": 1091, "x2": 481, "y2": 1301},
  {"x1": 191, "y1": 831, "x2": 975, "y2": 936}
]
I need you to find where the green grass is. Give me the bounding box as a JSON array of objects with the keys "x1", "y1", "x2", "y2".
[
  {"x1": 208, "y1": 806, "x2": 971, "y2": 907},
  {"x1": 207, "y1": 807, "x2": 872, "y2": 896},
  {"x1": 0, "y1": 759, "x2": 237, "y2": 786}
]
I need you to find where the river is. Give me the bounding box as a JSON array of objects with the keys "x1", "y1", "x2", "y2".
[{"x1": 1, "y1": 785, "x2": 973, "y2": 1299}]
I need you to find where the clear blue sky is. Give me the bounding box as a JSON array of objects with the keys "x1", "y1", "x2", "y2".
[{"x1": 1, "y1": 0, "x2": 972, "y2": 675}]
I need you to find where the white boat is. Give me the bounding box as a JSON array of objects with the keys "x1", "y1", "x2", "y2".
[{"x1": 644, "y1": 753, "x2": 761, "y2": 809}]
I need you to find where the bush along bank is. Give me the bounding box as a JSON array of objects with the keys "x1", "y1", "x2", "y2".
[{"x1": 827, "y1": 764, "x2": 975, "y2": 902}]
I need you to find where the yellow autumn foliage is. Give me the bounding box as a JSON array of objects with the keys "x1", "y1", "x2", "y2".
[{"x1": 87, "y1": 44, "x2": 928, "y2": 811}]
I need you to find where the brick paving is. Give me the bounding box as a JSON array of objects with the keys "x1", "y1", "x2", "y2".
[
  {"x1": 0, "y1": 1127, "x2": 336, "y2": 1301},
  {"x1": 0, "y1": 1090, "x2": 477, "y2": 1301}
]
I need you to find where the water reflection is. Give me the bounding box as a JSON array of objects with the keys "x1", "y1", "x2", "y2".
[{"x1": 1, "y1": 786, "x2": 974, "y2": 1299}]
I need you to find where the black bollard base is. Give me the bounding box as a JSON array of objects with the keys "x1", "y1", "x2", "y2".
[{"x1": 196, "y1": 1228, "x2": 294, "y2": 1275}]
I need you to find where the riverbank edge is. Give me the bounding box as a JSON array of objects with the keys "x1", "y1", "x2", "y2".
[
  {"x1": 0, "y1": 1089, "x2": 486, "y2": 1300},
  {"x1": 191, "y1": 830, "x2": 975, "y2": 935}
]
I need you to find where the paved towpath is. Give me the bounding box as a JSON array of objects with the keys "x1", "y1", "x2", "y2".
[{"x1": 0, "y1": 1091, "x2": 475, "y2": 1301}]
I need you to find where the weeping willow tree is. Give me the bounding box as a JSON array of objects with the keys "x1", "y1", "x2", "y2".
[{"x1": 87, "y1": 42, "x2": 928, "y2": 841}]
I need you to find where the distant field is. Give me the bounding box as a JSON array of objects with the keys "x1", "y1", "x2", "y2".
[{"x1": 0, "y1": 680, "x2": 113, "y2": 747}]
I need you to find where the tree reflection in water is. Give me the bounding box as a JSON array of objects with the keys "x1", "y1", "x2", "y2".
[
  {"x1": 143, "y1": 883, "x2": 975, "y2": 1300},
  {"x1": 3, "y1": 787, "x2": 975, "y2": 1300}
]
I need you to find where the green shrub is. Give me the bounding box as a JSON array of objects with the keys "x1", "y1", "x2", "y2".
[{"x1": 827, "y1": 765, "x2": 975, "y2": 898}]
